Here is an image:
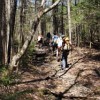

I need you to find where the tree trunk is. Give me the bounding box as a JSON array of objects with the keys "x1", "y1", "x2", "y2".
[
  {"x1": 19, "y1": 0, "x2": 27, "y2": 47},
  {"x1": 0, "y1": 0, "x2": 4, "y2": 64},
  {"x1": 8, "y1": 0, "x2": 17, "y2": 64},
  {"x1": 89, "y1": 28, "x2": 93, "y2": 49},
  {"x1": 52, "y1": 0, "x2": 58, "y2": 34},
  {"x1": 41, "y1": 17, "x2": 46, "y2": 36},
  {"x1": 60, "y1": 1, "x2": 64, "y2": 34},
  {"x1": 0, "y1": 0, "x2": 8, "y2": 65},
  {"x1": 67, "y1": 0, "x2": 72, "y2": 43}
]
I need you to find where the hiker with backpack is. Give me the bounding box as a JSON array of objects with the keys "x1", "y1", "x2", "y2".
[
  {"x1": 51, "y1": 33, "x2": 59, "y2": 55},
  {"x1": 61, "y1": 37, "x2": 72, "y2": 70},
  {"x1": 38, "y1": 34, "x2": 43, "y2": 48},
  {"x1": 45, "y1": 32, "x2": 52, "y2": 46},
  {"x1": 56, "y1": 36, "x2": 63, "y2": 61}
]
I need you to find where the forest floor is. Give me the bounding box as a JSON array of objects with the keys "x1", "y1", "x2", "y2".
[{"x1": 0, "y1": 46, "x2": 100, "y2": 100}]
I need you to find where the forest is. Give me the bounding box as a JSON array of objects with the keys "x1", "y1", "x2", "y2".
[{"x1": 0, "y1": 0, "x2": 100, "y2": 100}]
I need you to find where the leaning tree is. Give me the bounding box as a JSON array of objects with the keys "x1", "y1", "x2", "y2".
[{"x1": 7, "y1": 0, "x2": 61, "y2": 75}]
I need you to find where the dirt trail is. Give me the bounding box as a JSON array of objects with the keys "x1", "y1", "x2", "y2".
[
  {"x1": 0, "y1": 47, "x2": 100, "y2": 100},
  {"x1": 40, "y1": 48, "x2": 99, "y2": 99}
]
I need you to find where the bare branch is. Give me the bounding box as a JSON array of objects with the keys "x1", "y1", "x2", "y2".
[
  {"x1": 43, "y1": 0, "x2": 61, "y2": 14},
  {"x1": 41, "y1": 0, "x2": 46, "y2": 7},
  {"x1": 37, "y1": 0, "x2": 61, "y2": 22}
]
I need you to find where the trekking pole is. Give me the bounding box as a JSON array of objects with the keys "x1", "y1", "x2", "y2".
[
  {"x1": 71, "y1": 49, "x2": 73, "y2": 65},
  {"x1": 70, "y1": 44, "x2": 73, "y2": 65}
]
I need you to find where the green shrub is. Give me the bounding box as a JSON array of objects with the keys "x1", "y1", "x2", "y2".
[{"x1": 0, "y1": 66, "x2": 12, "y2": 86}]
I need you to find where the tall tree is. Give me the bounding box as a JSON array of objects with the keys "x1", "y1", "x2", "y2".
[
  {"x1": 52, "y1": 0, "x2": 58, "y2": 34},
  {"x1": 60, "y1": 0, "x2": 64, "y2": 34},
  {"x1": 0, "y1": 0, "x2": 6, "y2": 64},
  {"x1": 67, "y1": 0, "x2": 72, "y2": 43},
  {"x1": 7, "y1": 0, "x2": 17, "y2": 64},
  {"x1": 20, "y1": 0, "x2": 26, "y2": 45}
]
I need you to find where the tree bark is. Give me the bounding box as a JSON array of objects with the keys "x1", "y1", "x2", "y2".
[
  {"x1": 0, "y1": 0, "x2": 4, "y2": 64},
  {"x1": 52, "y1": 0, "x2": 58, "y2": 34},
  {"x1": 67, "y1": 0, "x2": 72, "y2": 43},
  {"x1": 60, "y1": 1, "x2": 64, "y2": 34},
  {"x1": 8, "y1": 0, "x2": 17, "y2": 64}
]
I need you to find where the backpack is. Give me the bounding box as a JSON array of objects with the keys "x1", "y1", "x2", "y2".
[
  {"x1": 52, "y1": 35, "x2": 58, "y2": 45},
  {"x1": 63, "y1": 43, "x2": 71, "y2": 50}
]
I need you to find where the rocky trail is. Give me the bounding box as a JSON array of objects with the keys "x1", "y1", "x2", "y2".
[{"x1": 0, "y1": 47, "x2": 100, "y2": 100}]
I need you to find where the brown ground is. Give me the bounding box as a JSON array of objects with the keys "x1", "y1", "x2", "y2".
[{"x1": 0, "y1": 47, "x2": 100, "y2": 100}]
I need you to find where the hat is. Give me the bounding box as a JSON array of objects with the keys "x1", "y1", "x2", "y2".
[
  {"x1": 61, "y1": 35, "x2": 65, "y2": 38},
  {"x1": 65, "y1": 37, "x2": 69, "y2": 41}
]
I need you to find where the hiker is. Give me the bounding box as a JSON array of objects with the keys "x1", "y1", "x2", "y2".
[
  {"x1": 51, "y1": 33, "x2": 59, "y2": 55},
  {"x1": 56, "y1": 36, "x2": 63, "y2": 61},
  {"x1": 46, "y1": 32, "x2": 52, "y2": 46},
  {"x1": 38, "y1": 34, "x2": 43, "y2": 48},
  {"x1": 61, "y1": 37, "x2": 72, "y2": 69},
  {"x1": 47, "y1": 32, "x2": 52, "y2": 41}
]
